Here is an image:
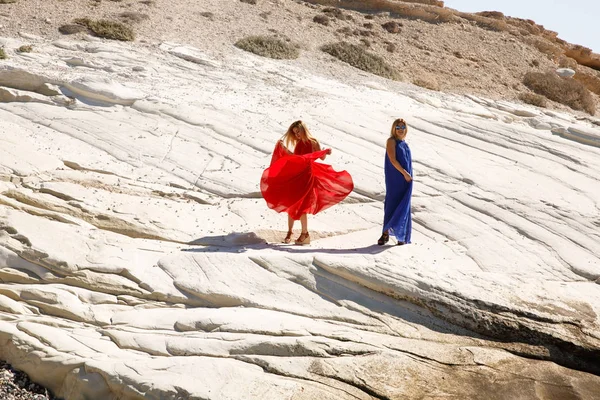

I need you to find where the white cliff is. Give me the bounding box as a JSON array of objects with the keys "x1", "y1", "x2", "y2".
[{"x1": 0, "y1": 35, "x2": 599, "y2": 399}]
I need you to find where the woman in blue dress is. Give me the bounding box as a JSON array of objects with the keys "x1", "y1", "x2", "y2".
[{"x1": 378, "y1": 118, "x2": 413, "y2": 246}]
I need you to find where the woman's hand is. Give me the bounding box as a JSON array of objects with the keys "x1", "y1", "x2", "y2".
[
  {"x1": 402, "y1": 171, "x2": 412, "y2": 182},
  {"x1": 326, "y1": 148, "x2": 332, "y2": 155}
]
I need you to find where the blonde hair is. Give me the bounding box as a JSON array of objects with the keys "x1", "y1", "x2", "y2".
[
  {"x1": 390, "y1": 118, "x2": 408, "y2": 139},
  {"x1": 281, "y1": 120, "x2": 317, "y2": 149}
]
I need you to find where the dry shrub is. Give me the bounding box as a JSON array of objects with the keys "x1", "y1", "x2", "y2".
[
  {"x1": 199, "y1": 11, "x2": 214, "y2": 19},
  {"x1": 413, "y1": 75, "x2": 440, "y2": 90},
  {"x1": 239, "y1": 0, "x2": 257, "y2": 4},
  {"x1": 313, "y1": 15, "x2": 330, "y2": 26},
  {"x1": 519, "y1": 92, "x2": 547, "y2": 108},
  {"x1": 0, "y1": 0, "x2": 17, "y2": 3},
  {"x1": 0, "y1": 48, "x2": 7, "y2": 60},
  {"x1": 235, "y1": 36, "x2": 299, "y2": 59},
  {"x1": 476, "y1": 11, "x2": 504, "y2": 19},
  {"x1": 74, "y1": 18, "x2": 135, "y2": 41},
  {"x1": 363, "y1": 22, "x2": 374, "y2": 29},
  {"x1": 17, "y1": 45, "x2": 33, "y2": 53},
  {"x1": 385, "y1": 42, "x2": 396, "y2": 53},
  {"x1": 59, "y1": 24, "x2": 87, "y2": 34},
  {"x1": 321, "y1": 41, "x2": 399, "y2": 80},
  {"x1": 558, "y1": 55, "x2": 578, "y2": 69},
  {"x1": 323, "y1": 7, "x2": 352, "y2": 21},
  {"x1": 523, "y1": 71, "x2": 596, "y2": 114},
  {"x1": 382, "y1": 21, "x2": 401, "y2": 33},
  {"x1": 523, "y1": 36, "x2": 563, "y2": 59},
  {"x1": 336, "y1": 27, "x2": 353, "y2": 36}
]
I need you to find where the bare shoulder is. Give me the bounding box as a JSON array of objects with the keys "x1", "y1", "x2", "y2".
[
  {"x1": 311, "y1": 138, "x2": 321, "y2": 150},
  {"x1": 386, "y1": 137, "x2": 395, "y2": 146}
]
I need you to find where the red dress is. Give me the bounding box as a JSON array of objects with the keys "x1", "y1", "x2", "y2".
[{"x1": 260, "y1": 139, "x2": 354, "y2": 220}]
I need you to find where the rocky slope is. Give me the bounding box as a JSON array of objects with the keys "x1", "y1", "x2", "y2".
[{"x1": 1, "y1": 0, "x2": 599, "y2": 115}]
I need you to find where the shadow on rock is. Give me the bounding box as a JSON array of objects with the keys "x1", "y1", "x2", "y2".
[{"x1": 185, "y1": 231, "x2": 389, "y2": 255}]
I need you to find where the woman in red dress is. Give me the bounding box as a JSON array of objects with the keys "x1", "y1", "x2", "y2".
[{"x1": 261, "y1": 120, "x2": 354, "y2": 245}]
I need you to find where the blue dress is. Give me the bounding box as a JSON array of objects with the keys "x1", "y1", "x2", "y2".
[{"x1": 383, "y1": 139, "x2": 412, "y2": 243}]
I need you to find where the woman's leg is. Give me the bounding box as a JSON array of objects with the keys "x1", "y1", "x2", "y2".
[
  {"x1": 300, "y1": 214, "x2": 308, "y2": 233},
  {"x1": 295, "y1": 214, "x2": 310, "y2": 244},
  {"x1": 284, "y1": 215, "x2": 295, "y2": 243}
]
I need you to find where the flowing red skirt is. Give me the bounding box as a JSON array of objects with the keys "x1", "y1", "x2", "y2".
[{"x1": 261, "y1": 142, "x2": 354, "y2": 220}]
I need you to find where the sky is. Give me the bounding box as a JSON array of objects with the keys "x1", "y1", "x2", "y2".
[{"x1": 443, "y1": 1, "x2": 599, "y2": 53}]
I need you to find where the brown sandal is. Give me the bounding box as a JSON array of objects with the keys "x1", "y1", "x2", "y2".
[
  {"x1": 283, "y1": 231, "x2": 293, "y2": 244},
  {"x1": 377, "y1": 232, "x2": 389, "y2": 246},
  {"x1": 295, "y1": 232, "x2": 310, "y2": 245}
]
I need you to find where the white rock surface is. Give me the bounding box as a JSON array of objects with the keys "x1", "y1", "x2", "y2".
[{"x1": 1, "y1": 37, "x2": 600, "y2": 399}]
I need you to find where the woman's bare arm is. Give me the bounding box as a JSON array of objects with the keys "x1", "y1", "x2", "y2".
[{"x1": 313, "y1": 140, "x2": 329, "y2": 160}]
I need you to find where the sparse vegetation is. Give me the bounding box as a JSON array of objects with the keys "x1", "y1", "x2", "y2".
[
  {"x1": 382, "y1": 21, "x2": 402, "y2": 33},
  {"x1": 523, "y1": 36, "x2": 562, "y2": 59},
  {"x1": 199, "y1": 12, "x2": 214, "y2": 19},
  {"x1": 239, "y1": 0, "x2": 257, "y2": 4},
  {"x1": 0, "y1": 0, "x2": 18, "y2": 3},
  {"x1": 519, "y1": 92, "x2": 547, "y2": 108},
  {"x1": 476, "y1": 11, "x2": 505, "y2": 20},
  {"x1": 235, "y1": 36, "x2": 300, "y2": 59},
  {"x1": 336, "y1": 27, "x2": 352, "y2": 36},
  {"x1": 0, "y1": 47, "x2": 7, "y2": 60},
  {"x1": 322, "y1": 7, "x2": 352, "y2": 21},
  {"x1": 523, "y1": 71, "x2": 596, "y2": 114},
  {"x1": 17, "y1": 45, "x2": 33, "y2": 53},
  {"x1": 321, "y1": 41, "x2": 399, "y2": 80},
  {"x1": 74, "y1": 18, "x2": 135, "y2": 41},
  {"x1": 59, "y1": 24, "x2": 87, "y2": 35},
  {"x1": 413, "y1": 76, "x2": 440, "y2": 91},
  {"x1": 313, "y1": 15, "x2": 330, "y2": 26}
]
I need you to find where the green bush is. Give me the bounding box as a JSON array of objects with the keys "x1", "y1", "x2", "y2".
[
  {"x1": 321, "y1": 41, "x2": 399, "y2": 80},
  {"x1": 74, "y1": 18, "x2": 135, "y2": 41},
  {"x1": 523, "y1": 71, "x2": 595, "y2": 114},
  {"x1": 235, "y1": 36, "x2": 299, "y2": 59}
]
